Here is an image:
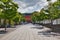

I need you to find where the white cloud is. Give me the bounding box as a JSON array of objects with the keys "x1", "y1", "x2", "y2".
[
  {"x1": 14, "y1": 0, "x2": 56, "y2": 13},
  {"x1": 51, "y1": 0, "x2": 57, "y2": 3}
]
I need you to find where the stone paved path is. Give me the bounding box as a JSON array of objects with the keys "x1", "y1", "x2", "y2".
[{"x1": 0, "y1": 23, "x2": 60, "y2": 40}]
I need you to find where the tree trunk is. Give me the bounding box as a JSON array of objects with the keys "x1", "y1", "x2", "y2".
[
  {"x1": 14, "y1": 22, "x2": 17, "y2": 25},
  {"x1": 0, "y1": 18, "x2": 1, "y2": 27},
  {"x1": 8, "y1": 20, "x2": 11, "y2": 27},
  {"x1": 3, "y1": 19, "x2": 7, "y2": 31},
  {"x1": 51, "y1": 20, "x2": 53, "y2": 25},
  {"x1": 51, "y1": 19, "x2": 55, "y2": 31},
  {"x1": 56, "y1": 19, "x2": 58, "y2": 25}
]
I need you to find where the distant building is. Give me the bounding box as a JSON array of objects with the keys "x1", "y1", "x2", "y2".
[{"x1": 22, "y1": 13, "x2": 32, "y2": 23}]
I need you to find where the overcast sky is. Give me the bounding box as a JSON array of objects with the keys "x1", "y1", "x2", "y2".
[{"x1": 13, "y1": 0, "x2": 57, "y2": 13}]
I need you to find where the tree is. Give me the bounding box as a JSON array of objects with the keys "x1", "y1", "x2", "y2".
[
  {"x1": 46, "y1": 0, "x2": 60, "y2": 25},
  {"x1": 12, "y1": 12, "x2": 22, "y2": 25},
  {"x1": 31, "y1": 11, "x2": 39, "y2": 23},
  {"x1": 0, "y1": 8, "x2": 3, "y2": 26},
  {"x1": 0, "y1": 0, "x2": 19, "y2": 30},
  {"x1": 31, "y1": 9, "x2": 49, "y2": 24}
]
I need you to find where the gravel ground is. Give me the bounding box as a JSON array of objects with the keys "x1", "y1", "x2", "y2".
[
  {"x1": 0, "y1": 24, "x2": 24, "y2": 39},
  {"x1": 0, "y1": 24, "x2": 60, "y2": 40},
  {"x1": 0, "y1": 28, "x2": 16, "y2": 38}
]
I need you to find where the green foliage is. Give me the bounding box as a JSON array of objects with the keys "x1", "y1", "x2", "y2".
[
  {"x1": 31, "y1": 11, "x2": 39, "y2": 22},
  {"x1": 0, "y1": 0, "x2": 8, "y2": 3},
  {"x1": 0, "y1": 0, "x2": 18, "y2": 19},
  {"x1": 47, "y1": 0, "x2": 51, "y2": 1},
  {"x1": 31, "y1": 0, "x2": 60, "y2": 23},
  {"x1": 47, "y1": 0, "x2": 60, "y2": 20},
  {"x1": 13, "y1": 17, "x2": 19, "y2": 22},
  {"x1": 31, "y1": 8, "x2": 50, "y2": 23},
  {"x1": 0, "y1": 0, "x2": 23, "y2": 27}
]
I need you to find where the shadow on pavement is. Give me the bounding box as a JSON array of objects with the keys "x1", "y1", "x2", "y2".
[
  {"x1": 38, "y1": 30, "x2": 60, "y2": 37},
  {"x1": 0, "y1": 30, "x2": 7, "y2": 34},
  {"x1": 31, "y1": 27, "x2": 44, "y2": 29},
  {"x1": 31, "y1": 24, "x2": 44, "y2": 29}
]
